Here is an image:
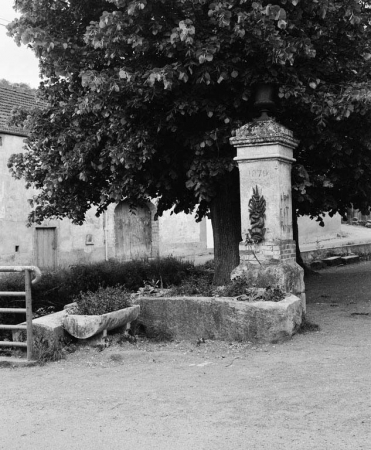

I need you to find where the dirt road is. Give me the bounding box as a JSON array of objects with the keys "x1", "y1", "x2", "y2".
[{"x1": 1, "y1": 262, "x2": 371, "y2": 450}]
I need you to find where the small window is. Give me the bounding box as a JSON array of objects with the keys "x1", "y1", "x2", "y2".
[
  {"x1": 85, "y1": 234, "x2": 94, "y2": 245},
  {"x1": 15, "y1": 245, "x2": 19, "y2": 252}
]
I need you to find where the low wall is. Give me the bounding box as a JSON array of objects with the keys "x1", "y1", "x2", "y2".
[{"x1": 301, "y1": 242, "x2": 371, "y2": 263}]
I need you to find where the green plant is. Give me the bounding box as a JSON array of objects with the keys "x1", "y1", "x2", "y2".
[
  {"x1": 75, "y1": 285, "x2": 133, "y2": 315},
  {"x1": 297, "y1": 319, "x2": 321, "y2": 334},
  {"x1": 217, "y1": 278, "x2": 285, "y2": 302},
  {"x1": 254, "y1": 286, "x2": 285, "y2": 302},
  {"x1": 32, "y1": 335, "x2": 65, "y2": 364},
  {"x1": 167, "y1": 272, "x2": 214, "y2": 297},
  {"x1": 217, "y1": 277, "x2": 252, "y2": 297}
]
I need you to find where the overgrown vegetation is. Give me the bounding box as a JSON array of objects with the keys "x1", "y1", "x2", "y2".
[
  {"x1": 75, "y1": 286, "x2": 132, "y2": 316},
  {"x1": 167, "y1": 272, "x2": 215, "y2": 297},
  {"x1": 0, "y1": 257, "x2": 194, "y2": 309},
  {"x1": 297, "y1": 319, "x2": 321, "y2": 334},
  {"x1": 168, "y1": 274, "x2": 285, "y2": 302},
  {"x1": 32, "y1": 335, "x2": 65, "y2": 364},
  {"x1": 0, "y1": 258, "x2": 286, "y2": 332},
  {"x1": 0, "y1": 257, "x2": 194, "y2": 336},
  {"x1": 0, "y1": 257, "x2": 287, "y2": 361}
]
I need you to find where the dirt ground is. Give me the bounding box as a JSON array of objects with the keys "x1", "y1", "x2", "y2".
[{"x1": 1, "y1": 262, "x2": 371, "y2": 450}]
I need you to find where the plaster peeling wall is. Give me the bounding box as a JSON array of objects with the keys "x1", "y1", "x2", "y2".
[
  {"x1": 0, "y1": 134, "x2": 34, "y2": 265},
  {"x1": 0, "y1": 135, "x2": 205, "y2": 267},
  {"x1": 0, "y1": 133, "x2": 109, "y2": 267}
]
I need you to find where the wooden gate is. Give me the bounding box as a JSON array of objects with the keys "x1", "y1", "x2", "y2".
[
  {"x1": 114, "y1": 202, "x2": 152, "y2": 260},
  {"x1": 35, "y1": 228, "x2": 57, "y2": 269}
]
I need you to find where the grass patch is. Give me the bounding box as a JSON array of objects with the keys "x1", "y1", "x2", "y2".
[{"x1": 297, "y1": 319, "x2": 321, "y2": 334}]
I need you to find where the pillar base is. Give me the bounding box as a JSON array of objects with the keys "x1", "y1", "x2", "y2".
[
  {"x1": 240, "y1": 239, "x2": 296, "y2": 265},
  {"x1": 231, "y1": 259, "x2": 306, "y2": 313}
]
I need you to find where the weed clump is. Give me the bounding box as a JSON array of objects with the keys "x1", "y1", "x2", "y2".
[
  {"x1": 75, "y1": 285, "x2": 133, "y2": 315},
  {"x1": 169, "y1": 275, "x2": 285, "y2": 302},
  {"x1": 297, "y1": 319, "x2": 320, "y2": 334},
  {"x1": 167, "y1": 272, "x2": 214, "y2": 297}
]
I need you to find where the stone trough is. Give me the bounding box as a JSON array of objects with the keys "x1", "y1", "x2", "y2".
[
  {"x1": 12, "y1": 293, "x2": 303, "y2": 347},
  {"x1": 12, "y1": 305, "x2": 140, "y2": 346},
  {"x1": 63, "y1": 305, "x2": 140, "y2": 339},
  {"x1": 133, "y1": 294, "x2": 303, "y2": 343}
]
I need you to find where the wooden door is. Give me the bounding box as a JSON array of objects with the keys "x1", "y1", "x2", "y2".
[
  {"x1": 35, "y1": 228, "x2": 57, "y2": 269},
  {"x1": 114, "y1": 202, "x2": 152, "y2": 260}
]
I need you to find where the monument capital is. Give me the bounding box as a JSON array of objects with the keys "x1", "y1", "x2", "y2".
[{"x1": 230, "y1": 118, "x2": 299, "y2": 151}]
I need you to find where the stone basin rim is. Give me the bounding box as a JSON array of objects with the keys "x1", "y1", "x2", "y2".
[{"x1": 63, "y1": 305, "x2": 140, "y2": 339}]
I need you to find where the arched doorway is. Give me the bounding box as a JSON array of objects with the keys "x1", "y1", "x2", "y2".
[{"x1": 114, "y1": 202, "x2": 152, "y2": 260}]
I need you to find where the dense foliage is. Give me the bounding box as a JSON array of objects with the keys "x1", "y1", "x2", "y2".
[
  {"x1": 0, "y1": 256, "x2": 196, "y2": 336},
  {"x1": 6, "y1": 0, "x2": 371, "y2": 282},
  {"x1": 75, "y1": 285, "x2": 132, "y2": 315}
]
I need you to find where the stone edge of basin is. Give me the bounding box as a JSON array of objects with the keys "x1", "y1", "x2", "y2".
[{"x1": 133, "y1": 294, "x2": 303, "y2": 343}]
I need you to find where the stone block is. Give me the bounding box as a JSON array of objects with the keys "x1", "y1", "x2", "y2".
[
  {"x1": 340, "y1": 255, "x2": 360, "y2": 265},
  {"x1": 322, "y1": 256, "x2": 342, "y2": 266},
  {"x1": 133, "y1": 294, "x2": 303, "y2": 343},
  {"x1": 12, "y1": 309, "x2": 68, "y2": 348},
  {"x1": 231, "y1": 260, "x2": 305, "y2": 311}
]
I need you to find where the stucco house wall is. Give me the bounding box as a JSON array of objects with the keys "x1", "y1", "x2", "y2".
[
  {"x1": 0, "y1": 131, "x2": 207, "y2": 268},
  {"x1": 0, "y1": 133, "x2": 33, "y2": 265},
  {"x1": 0, "y1": 86, "x2": 207, "y2": 268}
]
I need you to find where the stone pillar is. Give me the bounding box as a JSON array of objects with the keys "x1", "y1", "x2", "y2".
[{"x1": 230, "y1": 118, "x2": 306, "y2": 311}]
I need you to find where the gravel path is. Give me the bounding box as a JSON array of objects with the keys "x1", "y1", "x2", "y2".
[{"x1": 1, "y1": 262, "x2": 371, "y2": 450}]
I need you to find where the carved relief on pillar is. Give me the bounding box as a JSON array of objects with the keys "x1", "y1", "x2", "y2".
[{"x1": 247, "y1": 185, "x2": 266, "y2": 243}]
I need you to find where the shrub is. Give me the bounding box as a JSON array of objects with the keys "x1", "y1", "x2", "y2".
[
  {"x1": 167, "y1": 272, "x2": 214, "y2": 297},
  {"x1": 168, "y1": 274, "x2": 285, "y2": 302},
  {"x1": 216, "y1": 277, "x2": 251, "y2": 297},
  {"x1": 75, "y1": 285, "x2": 133, "y2": 315},
  {"x1": 32, "y1": 335, "x2": 65, "y2": 364},
  {"x1": 0, "y1": 256, "x2": 195, "y2": 313}
]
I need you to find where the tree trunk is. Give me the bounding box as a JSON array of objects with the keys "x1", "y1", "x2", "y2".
[
  {"x1": 210, "y1": 169, "x2": 241, "y2": 285},
  {"x1": 292, "y1": 204, "x2": 305, "y2": 269},
  {"x1": 292, "y1": 201, "x2": 316, "y2": 275}
]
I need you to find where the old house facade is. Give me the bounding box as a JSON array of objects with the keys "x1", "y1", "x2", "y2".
[{"x1": 0, "y1": 86, "x2": 207, "y2": 269}]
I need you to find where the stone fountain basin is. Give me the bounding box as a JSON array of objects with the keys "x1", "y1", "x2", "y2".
[
  {"x1": 133, "y1": 295, "x2": 303, "y2": 343},
  {"x1": 63, "y1": 305, "x2": 140, "y2": 339}
]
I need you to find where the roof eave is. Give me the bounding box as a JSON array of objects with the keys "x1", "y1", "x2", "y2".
[{"x1": 0, "y1": 129, "x2": 29, "y2": 138}]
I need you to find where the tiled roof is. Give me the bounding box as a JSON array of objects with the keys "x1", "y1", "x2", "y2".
[{"x1": 0, "y1": 86, "x2": 39, "y2": 137}]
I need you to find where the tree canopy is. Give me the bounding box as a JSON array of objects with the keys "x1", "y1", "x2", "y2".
[
  {"x1": 0, "y1": 78, "x2": 35, "y2": 93},
  {"x1": 6, "y1": 0, "x2": 371, "y2": 281}
]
